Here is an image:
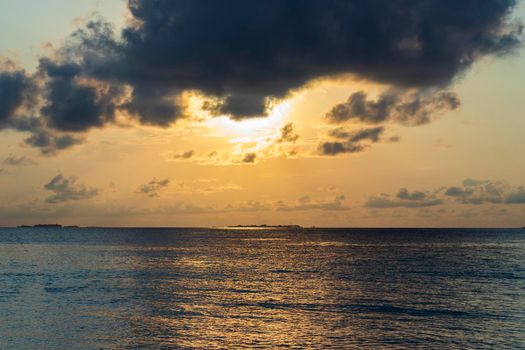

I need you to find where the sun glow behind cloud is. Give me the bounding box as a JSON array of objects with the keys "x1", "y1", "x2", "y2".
[{"x1": 204, "y1": 99, "x2": 294, "y2": 139}]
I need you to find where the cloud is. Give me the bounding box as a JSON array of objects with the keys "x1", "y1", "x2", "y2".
[
  {"x1": 23, "y1": 127, "x2": 84, "y2": 156},
  {"x1": 444, "y1": 179, "x2": 506, "y2": 204},
  {"x1": 0, "y1": 62, "x2": 85, "y2": 155},
  {"x1": 181, "y1": 122, "x2": 301, "y2": 165},
  {"x1": 444, "y1": 179, "x2": 525, "y2": 205},
  {"x1": 240, "y1": 152, "x2": 257, "y2": 163},
  {"x1": 444, "y1": 186, "x2": 470, "y2": 197},
  {"x1": 173, "y1": 150, "x2": 194, "y2": 159},
  {"x1": 0, "y1": 69, "x2": 35, "y2": 127},
  {"x1": 365, "y1": 196, "x2": 443, "y2": 208},
  {"x1": 110, "y1": 0, "x2": 519, "y2": 121},
  {"x1": 5, "y1": 113, "x2": 84, "y2": 155},
  {"x1": 319, "y1": 126, "x2": 384, "y2": 155},
  {"x1": 203, "y1": 93, "x2": 271, "y2": 120},
  {"x1": 462, "y1": 178, "x2": 488, "y2": 187},
  {"x1": 39, "y1": 58, "x2": 122, "y2": 132},
  {"x1": 318, "y1": 142, "x2": 365, "y2": 156},
  {"x1": 156, "y1": 195, "x2": 348, "y2": 214},
  {"x1": 212, "y1": 195, "x2": 349, "y2": 213},
  {"x1": 277, "y1": 123, "x2": 299, "y2": 143},
  {"x1": 3, "y1": 156, "x2": 36, "y2": 166},
  {"x1": 0, "y1": 0, "x2": 520, "y2": 157},
  {"x1": 326, "y1": 89, "x2": 460, "y2": 125},
  {"x1": 137, "y1": 178, "x2": 170, "y2": 197},
  {"x1": 44, "y1": 174, "x2": 98, "y2": 203},
  {"x1": 365, "y1": 189, "x2": 443, "y2": 208},
  {"x1": 123, "y1": 85, "x2": 184, "y2": 126},
  {"x1": 276, "y1": 195, "x2": 347, "y2": 211},
  {"x1": 330, "y1": 126, "x2": 384, "y2": 142},
  {"x1": 99, "y1": 195, "x2": 347, "y2": 216},
  {"x1": 505, "y1": 187, "x2": 525, "y2": 204},
  {"x1": 1, "y1": 0, "x2": 520, "y2": 126},
  {"x1": 397, "y1": 188, "x2": 426, "y2": 201},
  {"x1": 369, "y1": 179, "x2": 525, "y2": 209}
]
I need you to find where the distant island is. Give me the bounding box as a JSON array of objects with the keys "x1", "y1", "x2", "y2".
[
  {"x1": 226, "y1": 224, "x2": 303, "y2": 229},
  {"x1": 18, "y1": 224, "x2": 79, "y2": 228}
]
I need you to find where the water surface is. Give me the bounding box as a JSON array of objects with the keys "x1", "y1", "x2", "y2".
[{"x1": 0, "y1": 228, "x2": 524, "y2": 349}]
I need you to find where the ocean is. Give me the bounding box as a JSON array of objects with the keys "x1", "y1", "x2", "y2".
[{"x1": 0, "y1": 227, "x2": 524, "y2": 349}]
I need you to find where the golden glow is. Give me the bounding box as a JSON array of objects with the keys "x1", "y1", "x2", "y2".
[
  {"x1": 204, "y1": 100, "x2": 294, "y2": 139},
  {"x1": 1, "y1": 69, "x2": 524, "y2": 228}
]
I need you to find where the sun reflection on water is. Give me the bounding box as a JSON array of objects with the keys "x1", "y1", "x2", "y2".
[{"x1": 1, "y1": 228, "x2": 524, "y2": 349}]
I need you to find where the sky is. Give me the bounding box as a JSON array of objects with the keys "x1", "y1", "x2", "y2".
[{"x1": 0, "y1": 0, "x2": 524, "y2": 227}]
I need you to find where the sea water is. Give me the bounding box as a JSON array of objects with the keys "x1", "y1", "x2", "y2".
[{"x1": 0, "y1": 227, "x2": 524, "y2": 349}]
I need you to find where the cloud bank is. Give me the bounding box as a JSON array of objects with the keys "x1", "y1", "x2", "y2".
[
  {"x1": 367, "y1": 179, "x2": 525, "y2": 209},
  {"x1": 326, "y1": 90, "x2": 460, "y2": 126},
  {"x1": 0, "y1": 0, "x2": 521, "y2": 154},
  {"x1": 445, "y1": 179, "x2": 525, "y2": 205},
  {"x1": 365, "y1": 188, "x2": 443, "y2": 208}
]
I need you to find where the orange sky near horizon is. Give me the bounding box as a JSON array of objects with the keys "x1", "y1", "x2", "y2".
[{"x1": 0, "y1": 1, "x2": 524, "y2": 227}]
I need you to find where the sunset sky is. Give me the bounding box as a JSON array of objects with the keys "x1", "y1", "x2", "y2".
[{"x1": 0, "y1": 0, "x2": 524, "y2": 227}]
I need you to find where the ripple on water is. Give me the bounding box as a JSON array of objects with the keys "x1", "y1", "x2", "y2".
[{"x1": 0, "y1": 227, "x2": 524, "y2": 349}]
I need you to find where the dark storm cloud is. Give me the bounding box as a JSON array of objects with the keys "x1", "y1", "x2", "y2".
[
  {"x1": 326, "y1": 90, "x2": 460, "y2": 125},
  {"x1": 0, "y1": 0, "x2": 522, "y2": 148},
  {"x1": 0, "y1": 66, "x2": 89, "y2": 154},
  {"x1": 44, "y1": 174, "x2": 99, "y2": 203},
  {"x1": 4, "y1": 112, "x2": 85, "y2": 155},
  {"x1": 39, "y1": 59, "x2": 122, "y2": 132},
  {"x1": 113, "y1": 0, "x2": 520, "y2": 120},
  {"x1": 0, "y1": 24, "x2": 121, "y2": 154},
  {"x1": 123, "y1": 86, "x2": 183, "y2": 127},
  {"x1": 0, "y1": 70, "x2": 34, "y2": 127},
  {"x1": 137, "y1": 178, "x2": 170, "y2": 197},
  {"x1": 319, "y1": 126, "x2": 384, "y2": 155},
  {"x1": 203, "y1": 94, "x2": 270, "y2": 120},
  {"x1": 23, "y1": 0, "x2": 520, "y2": 127}
]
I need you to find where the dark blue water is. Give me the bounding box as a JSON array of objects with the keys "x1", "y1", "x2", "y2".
[{"x1": 0, "y1": 228, "x2": 524, "y2": 349}]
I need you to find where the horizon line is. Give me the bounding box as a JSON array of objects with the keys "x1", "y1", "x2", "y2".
[{"x1": 2, "y1": 226, "x2": 524, "y2": 229}]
